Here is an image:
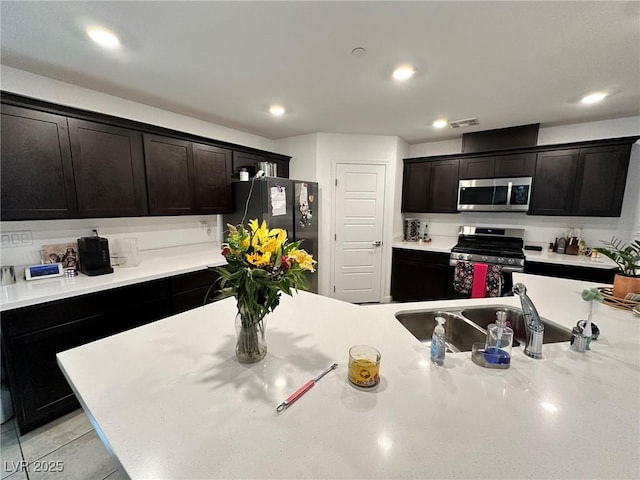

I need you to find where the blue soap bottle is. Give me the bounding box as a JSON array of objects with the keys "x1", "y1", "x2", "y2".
[
  {"x1": 430, "y1": 316, "x2": 446, "y2": 366},
  {"x1": 485, "y1": 310, "x2": 513, "y2": 365}
]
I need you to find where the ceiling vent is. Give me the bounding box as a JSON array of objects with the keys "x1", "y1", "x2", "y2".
[{"x1": 449, "y1": 118, "x2": 479, "y2": 128}]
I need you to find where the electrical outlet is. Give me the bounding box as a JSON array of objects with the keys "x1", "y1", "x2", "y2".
[{"x1": 1, "y1": 230, "x2": 33, "y2": 248}]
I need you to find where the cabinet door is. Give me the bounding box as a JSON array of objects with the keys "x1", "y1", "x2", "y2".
[
  {"x1": 572, "y1": 145, "x2": 631, "y2": 217},
  {"x1": 144, "y1": 134, "x2": 194, "y2": 215},
  {"x1": 192, "y1": 143, "x2": 232, "y2": 214},
  {"x1": 1, "y1": 105, "x2": 78, "y2": 220},
  {"x1": 401, "y1": 161, "x2": 431, "y2": 212},
  {"x1": 391, "y1": 249, "x2": 452, "y2": 301},
  {"x1": 68, "y1": 119, "x2": 148, "y2": 217},
  {"x1": 494, "y1": 152, "x2": 536, "y2": 177},
  {"x1": 529, "y1": 150, "x2": 579, "y2": 215},
  {"x1": 429, "y1": 159, "x2": 460, "y2": 213},
  {"x1": 5, "y1": 314, "x2": 105, "y2": 434},
  {"x1": 459, "y1": 156, "x2": 495, "y2": 179}
]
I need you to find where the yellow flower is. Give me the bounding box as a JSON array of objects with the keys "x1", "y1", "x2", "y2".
[
  {"x1": 241, "y1": 235, "x2": 250, "y2": 249},
  {"x1": 260, "y1": 237, "x2": 280, "y2": 255},
  {"x1": 246, "y1": 251, "x2": 272, "y2": 267},
  {"x1": 288, "y1": 248, "x2": 316, "y2": 272}
]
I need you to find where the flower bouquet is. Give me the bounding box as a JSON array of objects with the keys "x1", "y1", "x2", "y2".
[{"x1": 215, "y1": 219, "x2": 316, "y2": 363}]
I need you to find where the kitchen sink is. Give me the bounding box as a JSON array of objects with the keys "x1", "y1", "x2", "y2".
[
  {"x1": 395, "y1": 305, "x2": 571, "y2": 352},
  {"x1": 395, "y1": 310, "x2": 486, "y2": 353},
  {"x1": 460, "y1": 306, "x2": 572, "y2": 345}
]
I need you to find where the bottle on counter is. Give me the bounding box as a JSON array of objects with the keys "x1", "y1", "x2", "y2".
[
  {"x1": 430, "y1": 317, "x2": 446, "y2": 366},
  {"x1": 484, "y1": 311, "x2": 513, "y2": 366}
]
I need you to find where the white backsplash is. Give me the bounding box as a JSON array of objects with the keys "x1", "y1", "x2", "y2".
[
  {"x1": 0, "y1": 215, "x2": 221, "y2": 270},
  {"x1": 407, "y1": 212, "x2": 631, "y2": 249}
]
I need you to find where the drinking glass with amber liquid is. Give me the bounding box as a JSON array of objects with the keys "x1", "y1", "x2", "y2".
[{"x1": 348, "y1": 345, "x2": 381, "y2": 388}]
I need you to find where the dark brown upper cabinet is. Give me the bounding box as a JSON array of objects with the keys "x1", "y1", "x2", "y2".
[
  {"x1": 144, "y1": 134, "x2": 232, "y2": 215},
  {"x1": 144, "y1": 134, "x2": 195, "y2": 215},
  {"x1": 401, "y1": 161, "x2": 431, "y2": 212},
  {"x1": 459, "y1": 153, "x2": 536, "y2": 179},
  {"x1": 68, "y1": 119, "x2": 148, "y2": 218},
  {"x1": 572, "y1": 144, "x2": 632, "y2": 216},
  {"x1": 529, "y1": 149, "x2": 579, "y2": 215},
  {"x1": 429, "y1": 159, "x2": 460, "y2": 213},
  {"x1": 1, "y1": 92, "x2": 290, "y2": 220},
  {"x1": 494, "y1": 153, "x2": 536, "y2": 177},
  {"x1": 192, "y1": 143, "x2": 232, "y2": 214},
  {"x1": 1, "y1": 105, "x2": 78, "y2": 220},
  {"x1": 529, "y1": 144, "x2": 632, "y2": 217},
  {"x1": 401, "y1": 158, "x2": 459, "y2": 213}
]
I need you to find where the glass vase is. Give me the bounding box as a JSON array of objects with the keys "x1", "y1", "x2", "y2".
[{"x1": 234, "y1": 312, "x2": 267, "y2": 363}]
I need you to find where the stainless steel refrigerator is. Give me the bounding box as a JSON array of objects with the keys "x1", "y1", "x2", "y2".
[{"x1": 223, "y1": 177, "x2": 319, "y2": 293}]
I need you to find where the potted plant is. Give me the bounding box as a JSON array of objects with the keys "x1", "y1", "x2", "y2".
[{"x1": 595, "y1": 237, "x2": 640, "y2": 299}]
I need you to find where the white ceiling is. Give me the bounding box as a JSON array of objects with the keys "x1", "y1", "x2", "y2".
[{"x1": 1, "y1": 1, "x2": 639, "y2": 144}]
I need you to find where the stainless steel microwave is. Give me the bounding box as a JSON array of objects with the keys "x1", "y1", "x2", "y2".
[{"x1": 458, "y1": 177, "x2": 532, "y2": 212}]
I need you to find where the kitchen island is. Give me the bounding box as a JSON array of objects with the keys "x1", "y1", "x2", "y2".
[{"x1": 57, "y1": 273, "x2": 639, "y2": 479}]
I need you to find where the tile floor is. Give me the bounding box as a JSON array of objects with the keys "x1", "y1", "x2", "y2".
[{"x1": 1, "y1": 410, "x2": 129, "y2": 480}]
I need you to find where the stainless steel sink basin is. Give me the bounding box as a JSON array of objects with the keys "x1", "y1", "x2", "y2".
[
  {"x1": 395, "y1": 310, "x2": 486, "y2": 352},
  {"x1": 396, "y1": 305, "x2": 571, "y2": 352},
  {"x1": 460, "y1": 306, "x2": 572, "y2": 345}
]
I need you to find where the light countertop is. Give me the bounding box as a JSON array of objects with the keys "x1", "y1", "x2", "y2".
[
  {"x1": 57, "y1": 273, "x2": 639, "y2": 479},
  {"x1": 0, "y1": 243, "x2": 226, "y2": 312},
  {"x1": 393, "y1": 238, "x2": 618, "y2": 270}
]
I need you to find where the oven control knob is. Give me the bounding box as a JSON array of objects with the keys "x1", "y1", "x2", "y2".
[
  {"x1": 481, "y1": 255, "x2": 488, "y2": 262},
  {"x1": 508, "y1": 258, "x2": 515, "y2": 264},
  {"x1": 497, "y1": 257, "x2": 504, "y2": 264},
  {"x1": 465, "y1": 254, "x2": 472, "y2": 261}
]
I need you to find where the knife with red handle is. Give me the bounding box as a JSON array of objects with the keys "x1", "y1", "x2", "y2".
[{"x1": 276, "y1": 363, "x2": 338, "y2": 414}]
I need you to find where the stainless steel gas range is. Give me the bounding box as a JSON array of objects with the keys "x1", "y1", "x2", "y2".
[{"x1": 449, "y1": 226, "x2": 526, "y2": 273}]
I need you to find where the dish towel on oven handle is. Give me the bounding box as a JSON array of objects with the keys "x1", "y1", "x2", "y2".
[
  {"x1": 453, "y1": 261, "x2": 504, "y2": 297},
  {"x1": 471, "y1": 263, "x2": 489, "y2": 298}
]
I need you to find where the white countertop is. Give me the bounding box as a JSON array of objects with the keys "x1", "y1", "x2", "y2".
[
  {"x1": 57, "y1": 273, "x2": 639, "y2": 479},
  {"x1": 0, "y1": 243, "x2": 226, "y2": 311},
  {"x1": 393, "y1": 238, "x2": 618, "y2": 270}
]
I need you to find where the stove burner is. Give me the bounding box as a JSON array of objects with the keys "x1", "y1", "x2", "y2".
[{"x1": 449, "y1": 225, "x2": 526, "y2": 272}]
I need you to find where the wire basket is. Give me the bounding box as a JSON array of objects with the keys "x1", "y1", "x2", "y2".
[{"x1": 597, "y1": 287, "x2": 640, "y2": 311}]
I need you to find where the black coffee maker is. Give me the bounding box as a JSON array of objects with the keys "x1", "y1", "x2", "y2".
[{"x1": 77, "y1": 229, "x2": 114, "y2": 276}]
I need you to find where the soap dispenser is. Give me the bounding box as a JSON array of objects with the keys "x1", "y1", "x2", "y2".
[
  {"x1": 430, "y1": 317, "x2": 446, "y2": 366},
  {"x1": 485, "y1": 311, "x2": 513, "y2": 365}
]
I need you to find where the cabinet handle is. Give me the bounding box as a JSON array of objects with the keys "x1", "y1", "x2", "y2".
[{"x1": 372, "y1": 241, "x2": 382, "y2": 247}]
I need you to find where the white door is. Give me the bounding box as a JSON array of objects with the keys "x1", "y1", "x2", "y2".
[{"x1": 334, "y1": 163, "x2": 386, "y2": 303}]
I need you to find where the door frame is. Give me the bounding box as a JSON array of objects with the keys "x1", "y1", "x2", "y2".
[{"x1": 330, "y1": 161, "x2": 388, "y2": 303}]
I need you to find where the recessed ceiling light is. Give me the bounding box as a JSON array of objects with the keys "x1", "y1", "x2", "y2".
[
  {"x1": 86, "y1": 26, "x2": 120, "y2": 49},
  {"x1": 433, "y1": 119, "x2": 448, "y2": 129},
  {"x1": 392, "y1": 65, "x2": 416, "y2": 81},
  {"x1": 580, "y1": 92, "x2": 607, "y2": 105},
  {"x1": 268, "y1": 105, "x2": 286, "y2": 116}
]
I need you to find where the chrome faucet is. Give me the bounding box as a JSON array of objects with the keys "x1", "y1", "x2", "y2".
[{"x1": 512, "y1": 283, "x2": 544, "y2": 359}]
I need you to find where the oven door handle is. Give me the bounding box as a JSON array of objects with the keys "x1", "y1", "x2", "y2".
[{"x1": 505, "y1": 181, "x2": 514, "y2": 210}]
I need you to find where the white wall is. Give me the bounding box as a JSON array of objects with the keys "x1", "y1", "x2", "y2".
[
  {"x1": 0, "y1": 66, "x2": 277, "y2": 152},
  {"x1": 0, "y1": 215, "x2": 219, "y2": 277},
  {"x1": 313, "y1": 133, "x2": 404, "y2": 301},
  {"x1": 274, "y1": 134, "x2": 319, "y2": 181},
  {"x1": 404, "y1": 117, "x2": 640, "y2": 248}
]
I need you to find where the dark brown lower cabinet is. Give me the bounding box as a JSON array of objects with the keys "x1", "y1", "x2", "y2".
[
  {"x1": 1, "y1": 269, "x2": 220, "y2": 435},
  {"x1": 391, "y1": 248, "x2": 454, "y2": 301},
  {"x1": 523, "y1": 261, "x2": 616, "y2": 284},
  {"x1": 171, "y1": 269, "x2": 221, "y2": 314}
]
